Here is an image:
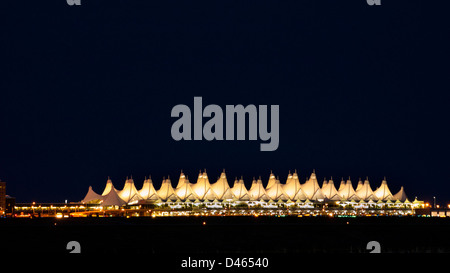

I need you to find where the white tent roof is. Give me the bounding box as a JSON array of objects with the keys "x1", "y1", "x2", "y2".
[
  {"x1": 266, "y1": 171, "x2": 277, "y2": 190},
  {"x1": 203, "y1": 188, "x2": 217, "y2": 200},
  {"x1": 220, "y1": 187, "x2": 233, "y2": 200},
  {"x1": 248, "y1": 177, "x2": 270, "y2": 201},
  {"x1": 266, "y1": 177, "x2": 288, "y2": 201},
  {"x1": 393, "y1": 186, "x2": 408, "y2": 202},
  {"x1": 128, "y1": 192, "x2": 144, "y2": 205},
  {"x1": 81, "y1": 186, "x2": 102, "y2": 204},
  {"x1": 292, "y1": 187, "x2": 307, "y2": 201},
  {"x1": 101, "y1": 177, "x2": 116, "y2": 196},
  {"x1": 355, "y1": 178, "x2": 377, "y2": 201},
  {"x1": 192, "y1": 171, "x2": 217, "y2": 200},
  {"x1": 282, "y1": 170, "x2": 302, "y2": 200},
  {"x1": 175, "y1": 171, "x2": 188, "y2": 189},
  {"x1": 321, "y1": 178, "x2": 341, "y2": 201},
  {"x1": 374, "y1": 178, "x2": 394, "y2": 201},
  {"x1": 174, "y1": 172, "x2": 197, "y2": 201},
  {"x1": 285, "y1": 172, "x2": 293, "y2": 185},
  {"x1": 211, "y1": 170, "x2": 232, "y2": 200},
  {"x1": 231, "y1": 177, "x2": 250, "y2": 201},
  {"x1": 139, "y1": 177, "x2": 159, "y2": 201},
  {"x1": 338, "y1": 178, "x2": 360, "y2": 201},
  {"x1": 102, "y1": 186, "x2": 127, "y2": 207},
  {"x1": 301, "y1": 171, "x2": 325, "y2": 201},
  {"x1": 338, "y1": 179, "x2": 346, "y2": 192},
  {"x1": 355, "y1": 179, "x2": 363, "y2": 192},
  {"x1": 157, "y1": 177, "x2": 178, "y2": 201},
  {"x1": 118, "y1": 177, "x2": 141, "y2": 203}
]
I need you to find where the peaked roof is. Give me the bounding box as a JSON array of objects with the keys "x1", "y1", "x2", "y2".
[
  {"x1": 321, "y1": 178, "x2": 341, "y2": 201},
  {"x1": 118, "y1": 177, "x2": 141, "y2": 203},
  {"x1": 292, "y1": 187, "x2": 307, "y2": 201},
  {"x1": 175, "y1": 171, "x2": 188, "y2": 189},
  {"x1": 355, "y1": 179, "x2": 363, "y2": 192},
  {"x1": 139, "y1": 177, "x2": 159, "y2": 201},
  {"x1": 211, "y1": 170, "x2": 232, "y2": 200},
  {"x1": 282, "y1": 171, "x2": 302, "y2": 200},
  {"x1": 393, "y1": 186, "x2": 408, "y2": 202},
  {"x1": 248, "y1": 177, "x2": 270, "y2": 201},
  {"x1": 101, "y1": 177, "x2": 116, "y2": 196},
  {"x1": 338, "y1": 178, "x2": 360, "y2": 201},
  {"x1": 128, "y1": 192, "x2": 144, "y2": 205},
  {"x1": 301, "y1": 171, "x2": 325, "y2": 201},
  {"x1": 81, "y1": 186, "x2": 102, "y2": 204},
  {"x1": 266, "y1": 177, "x2": 288, "y2": 201},
  {"x1": 102, "y1": 187, "x2": 127, "y2": 206},
  {"x1": 157, "y1": 177, "x2": 177, "y2": 201},
  {"x1": 174, "y1": 173, "x2": 197, "y2": 201},
  {"x1": 355, "y1": 178, "x2": 377, "y2": 201},
  {"x1": 374, "y1": 178, "x2": 394, "y2": 201},
  {"x1": 338, "y1": 179, "x2": 346, "y2": 192},
  {"x1": 192, "y1": 171, "x2": 217, "y2": 200},
  {"x1": 231, "y1": 177, "x2": 250, "y2": 201},
  {"x1": 220, "y1": 187, "x2": 234, "y2": 200},
  {"x1": 203, "y1": 188, "x2": 218, "y2": 200},
  {"x1": 266, "y1": 171, "x2": 277, "y2": 190}
]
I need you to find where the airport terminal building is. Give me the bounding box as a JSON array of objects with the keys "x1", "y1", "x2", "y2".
[{"x1": 74, "y1": 170, "x2": 423, "y2": 217}]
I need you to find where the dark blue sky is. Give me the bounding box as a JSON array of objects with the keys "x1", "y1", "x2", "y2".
[{"x1": 1, "y1": 0, "x2": 449, "y2": 204}]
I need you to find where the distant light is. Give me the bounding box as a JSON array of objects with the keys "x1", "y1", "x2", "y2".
[{"x1": 202, "y1": 221, "x2": 206, "y2": 225}]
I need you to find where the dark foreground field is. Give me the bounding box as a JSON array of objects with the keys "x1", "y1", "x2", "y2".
[{"x1": 1, "y1": 216, "x2": 449, "y2": 255}]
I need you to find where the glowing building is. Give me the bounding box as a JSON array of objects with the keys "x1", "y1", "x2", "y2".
[{"x1": 80, "y1": 170, "x2": 420, "y2": 213}]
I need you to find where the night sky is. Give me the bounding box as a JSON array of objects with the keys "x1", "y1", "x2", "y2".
[{"x1": 1, "y1": 0, "x2": 449, "y2": 204}]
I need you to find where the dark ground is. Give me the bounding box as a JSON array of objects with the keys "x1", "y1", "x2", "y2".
[
  {"x1": 2, "y1": 216, "x2": 448, "y2": 271},
  {"x1": 1, "y1": 216, "x2": 449, "y2": 254}
]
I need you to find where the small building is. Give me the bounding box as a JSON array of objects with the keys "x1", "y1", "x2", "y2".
[
  {"x1": 0, "y1": 181, "x2": 6, "y2": 216},
  {"x1": 5, "y1": 195, "x2": 16, "y2": 216}
]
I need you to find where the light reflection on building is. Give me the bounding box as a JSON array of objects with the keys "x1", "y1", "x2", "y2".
[{"x1": 12, "y1": 170, "x2": 438, "y2": 218}]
